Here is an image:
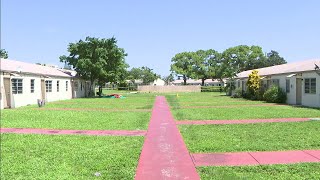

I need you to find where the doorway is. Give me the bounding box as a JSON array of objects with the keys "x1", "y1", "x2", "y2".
[
  {"x1": 3, "y1": 78, "x2": 11, "y2": 108},
  {"x1": 296, "y1": 78, "x2": 302, "y2": 105},
  {"x1": 41, "y1": 79, "x2": 45, "y2": 99}
]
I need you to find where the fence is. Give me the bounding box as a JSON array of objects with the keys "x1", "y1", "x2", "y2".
[{"x1": 137, "y1": 85, "x2": 201, "y2": 93}]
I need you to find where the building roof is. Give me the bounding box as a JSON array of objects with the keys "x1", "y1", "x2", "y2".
[
  {"x1": 0, "y1": 58, "x2": 75, "y2": 78},
  {"x1": 172, "y1": 79, "x2": 222, "y2": 84},
  {"x1": 236, "y1": 59, "x2": 320, "y2": 78}
]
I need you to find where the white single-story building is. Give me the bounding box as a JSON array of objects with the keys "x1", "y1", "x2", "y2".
[
  {"x1": 150, "y1": 78, "x2": 165, "y2": 86},
  {"x1": 0, "y1": 58, "x2": 90, "y2": 109},
  {"x1": 233, "y1": 59, "x2": 320, "y2": 107},
  {"x1": 172, "y1": 78, "x2": 225, "y2": 86}
]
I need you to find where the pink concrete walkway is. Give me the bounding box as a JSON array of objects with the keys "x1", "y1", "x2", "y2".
[
  {"x1": 135, "y1": 96, "x2": 200, "y2": 179},
  {"x1": 176, "y1": 118, "x2": 310, "y2": 125},
  {"x1": 179, "y1": 104, "x2": 286, "y2": 109},
  {"x1": 0, "y1": 128, "x2": 146, "y2": 136},
  {"x1": 192, "y1": 150, "x2": 320, "y2": 166}
]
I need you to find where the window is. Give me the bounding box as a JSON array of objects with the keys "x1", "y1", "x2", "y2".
[
  {"x1": 74, "y1": 81, "x2": 79, "y2": 91},
  {"x1": 57, "y1": 81, "x2": 60, "y2": 92},
  {"x1": 81, "y1": 82, "x2": 83, "y2": 91},
  {"x1": 31, "y1": 79, "x2": 35, "y2": 93},
  {"x1": 12, "y1": 79, "x2": 23, "y2": 94},
  {"x1": 66, "y1": 81, "x2": 68, "y2": 91},
  {"x1": 45, "y1": 80, "x2": 52, "y2": 92},
  {"x1": 286, "y1": 79, "x2": 290, "y2": 93},
  {"x1": 305, "y1": 78, "x2": 316, "y2": 94},
  {"x1": 272, "y1": 79, "x2": 280, "y2": 87}
]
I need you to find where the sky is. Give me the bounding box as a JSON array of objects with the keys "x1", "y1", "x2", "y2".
[{"x1": 2, "y1": 0, "x2": 320, "y2": 76}]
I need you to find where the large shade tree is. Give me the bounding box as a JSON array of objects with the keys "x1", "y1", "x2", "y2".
[
  {"x1": 221, "y1": 45, "x2": 266, "y2": 78},
  {"x1": 191, "y1": 49, "x2": 221, "y2": 86},
  {"x1": 60, "y1": 36, "x2": 128, "y2": 96},
  {"x1": 170, "y1": 52, "x2": 193, "y2": 85},
  {"x1": 0, "y1": 49, "x2": 8, "y2": 59}
]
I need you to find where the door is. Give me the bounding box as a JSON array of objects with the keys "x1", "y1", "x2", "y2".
[
  {"x1": 296, "y1": 78, "x2": 302, "y2": 105},
  {"x1": 41, "y1": 79, "x2": 45, "y2": 99},
  {"x1": 3, "y1": 78, "x2": 11, "y2": 108}
]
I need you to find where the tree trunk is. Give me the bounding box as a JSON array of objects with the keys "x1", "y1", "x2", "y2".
[
  {"x1": 98, "y1": 86, "x2": 103, "y2": 97},
  {"x1": 201, "y1": 78, "x2": 205, "y2": 86},
  {"x1": 183, "y1": 75, "x2": 187, "y2": 85},
  {"x1": 88, "y1": 80, "x2": 95, "y2": 97}
]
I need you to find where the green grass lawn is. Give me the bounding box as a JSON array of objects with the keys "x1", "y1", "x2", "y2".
[
  {"x1": 1, "y1": 109, "x2": 150, "y2": 130},
  {"x1": 45, "y1": 102, "x2": 153, "y2": 109},
  {"x1": 1, "y1": 134, "x2": 143, "y2": 179},
  {"x1": 179, "y1": 121, "x2": 320, "y2": 153},
  {"x1": 1, "y1": 94, "x2": 155, "y2": 130},
  {"x1": 166, "y1": 93, "x2": 320, "y2": 120},
  {"x1": 197, "y1": 163, "x2": 320, "y2": 180},
  {"x1": 172, "y1": 106, "x2": 320, "y2": 120}
]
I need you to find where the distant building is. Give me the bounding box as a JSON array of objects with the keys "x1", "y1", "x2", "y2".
[{"x1": 172, "y1": 79, "x2": 224, "y2": 86}]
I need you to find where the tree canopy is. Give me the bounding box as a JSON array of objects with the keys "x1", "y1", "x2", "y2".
[
  {"x1": 264, "y1": 50, "x2": 287, "y2": 67},
  {"x1": 170, "y1": 45, "x2": 287, "y2": 84},
  {"x1": 60, "y1": 36, "x2": 128, "y2": 96},
  {"x1": 170, "y1": 52, "x2": 193, "y2": 85},
  {"x1": 128, "y1": 66, "x2": 160, "y2": 84},
  {"x1": 190, "y1": 49, "x2": 221, "y2": 86},
  {"x1": 0, "y1": 49, "x2": 8, "y2": 59}
]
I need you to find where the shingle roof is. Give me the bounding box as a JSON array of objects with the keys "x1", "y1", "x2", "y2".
[
  {"x1": 0, "y1": 58, "x2": 74, "y2": 77},
  {"x1": 236, "y1": 59, "x2": 320, "y2": 78}
]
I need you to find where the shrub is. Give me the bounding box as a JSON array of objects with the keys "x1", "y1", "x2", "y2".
[
  {"x1": 263, "y1": 85, "x2": 287, "y2": 103},
  {"x1": 232, "y1": 88, "x2": 243, "y2": 98},
  {"x1": 201, "y1": 86, "x2": 224, "y2": 92},
  {"x1": 246, "y1": 70, "x2": 261, "y2": 100}
]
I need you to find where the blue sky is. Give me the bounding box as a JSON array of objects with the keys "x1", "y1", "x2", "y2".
[{"x1": 2, "y1": 0, "x2": 320, "y2": 76}]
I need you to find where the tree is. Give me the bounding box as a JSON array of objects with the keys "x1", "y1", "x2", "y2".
[
  {"x1": 163, "y1": 74, "x2": 174, "y2": 85},
  {"x1": 264, "y1": 50, "x2": 286, "y2": 67},
  {"x1": 220, "y1": 45, "x2": 266, "y2": 79},
  {"x1": 60, "y1": 36, "x2": 128, "y2": 97},
  {"x1": 0, "y1": 49, "x2": 8, "y2": 59},
  {"x1": 190, "y1": 49, "x2": 221, "y2": 86},
  {"x1": 128, "y1": 66, "x2": 159, "y2": 84},
  {"x1": 170, "y1": 52, "x2": 193, "y2": 85}
]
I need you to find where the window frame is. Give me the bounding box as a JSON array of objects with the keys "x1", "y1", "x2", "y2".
[
  {"x1": 74, "y1": 81, "x2": 79, "y2": 91},
  {"x1": 12, "y1": 78, "x2": 23, "y2": 94},
  {"x1": 30, "y1": 79, "x2": 35, "y2": 93},
  {"x1": 305, "y1": 78, "x2": 316, "y2": 94},
  {"x1": 57, "y1": 80, "x2": 60, "y2": 92},
  {"x1": 285, "y1": 79, "x2": 290, "y2": 93},
  {"x1": 45, "y1": 80, "x2": 52, "y2": 92},
  {"x1": 66, "y1": 81, "x2": 68, "y2": 91}
]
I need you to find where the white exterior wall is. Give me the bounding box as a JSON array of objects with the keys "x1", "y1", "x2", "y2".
[
  {"x1": 234, "y1": 71, "x2": 320, "y2": 107},
  {"x1": 0, "y1": 73, "x2": 88, "y2": 109},
  {"x1": 150, "y1": 79, "x2": 165, "y2": 86},
  {"x1": 10, "y1": 75, "x2": 42, "y2": 108},
  {"x1": 45, "y1": 78, "x2": 73, "y2": 103},
  {"x1": 73, "y1": 79, "x2": 87, "y2": 98},
  {"x1": 301, "y1": 72, "x2": 320, "y2": 107},
  {"x1": 0, "y1": 74, "x2": 4, "y2": 109}
]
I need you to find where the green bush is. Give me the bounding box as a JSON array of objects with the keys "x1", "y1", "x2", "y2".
[
  {"x1": 263, "y1": 85, "x2": 287, "y2": 103},
  {"x1": 232, "y1": 88, "x2": 243, "y2": 98},
  {"x1": 201, "y1": 86, "x2": 224, "y2": 92}
]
